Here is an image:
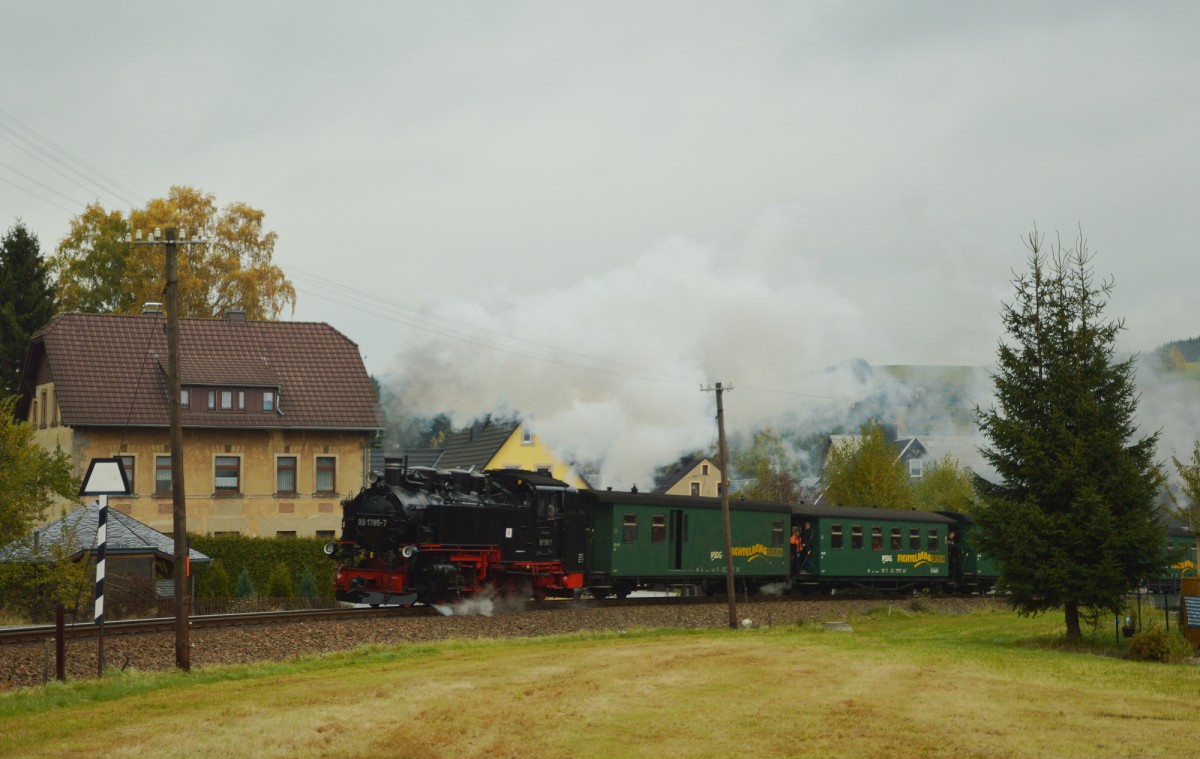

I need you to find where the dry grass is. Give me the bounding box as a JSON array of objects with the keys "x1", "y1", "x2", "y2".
[{"x1": 2, "y1": 610, "x2": 1199, "y2": 758}]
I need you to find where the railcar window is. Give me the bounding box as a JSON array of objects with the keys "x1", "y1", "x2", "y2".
[
  {"x1": 622, "y1": 514, "x2": 638, "y2": 543},
  {"x1": 851, "y1": 525, "x2": 863, "y2": 550},
  {"x1": 909, "y1": 528, "x2": 920, "y2": 550},
  {"x1": 927, "y1": 529, "x2": 940, "y2": 552},
  {"x1": 771, "y1": 520, "x2": 784, "y2": 547},
  {"x1": 831, "y1": 524, "x2": 843, "y2": 549},
  {"x1": 651, "y1": 515, "x2": 666, "y2": 544},
  {"x1": 871, "y1": 526, "x2": 883, "y2": 551},
  {"x1": 890, "y1": 527, "x2": 901, "y2": 551}
]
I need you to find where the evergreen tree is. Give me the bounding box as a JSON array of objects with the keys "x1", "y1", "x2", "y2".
[
  {"x1": 0, "y1": 221, "x2": 56, "y2": 397},
  {"x1": 265, "y1": 562, "x2": 294, "y2": 598},
  {"x1": 234, "y1": 567, "x2": 257, "y2": 598},
  {"x1": 973, "y1": 230, "x2": 1164, "y2": 640},
  {"x1": 297, "y1": 569, "x2": 319, "y2": 599}
]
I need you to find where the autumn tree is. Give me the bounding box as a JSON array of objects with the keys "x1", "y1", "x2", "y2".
[
  {"x1": 821, "y1": 421, "x2": 916, "y2": 509},
  {"x1": 912, "y1": 454, "x2": 977, "y2": 513},
  {"x1": 52, "y1": 186, "x2": 296, "y2": 320},
  {"x1": 0, "y1": 222, "x2": 56, "y2": 396},
  {"x1": 1171, "y1": 442, "x2": 1200, "y2": 569},
  {"x1": 973, "y1": 230, "x2": 1163, "y2": 641},
  {"x1": 733, "y1": 428, "x2": 802, "y2": 502},
  {"x1": 0, "y1": 397, "x2": 78, "y2": 546}
]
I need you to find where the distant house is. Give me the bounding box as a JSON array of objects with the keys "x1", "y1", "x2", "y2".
[
  {"x1": 393, "y1": 419, "x2": 590, "y2": 489},
  {"x1": 653, "y1": 456, "x2": 723, "y2": 497},
  {"x1": 17, "y1": 310, "x2": 383, "y2": 538}
]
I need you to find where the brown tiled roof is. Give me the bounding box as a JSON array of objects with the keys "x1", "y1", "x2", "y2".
[{"x1": 29, "y1": 312, "x2": 383, "y2": 431}]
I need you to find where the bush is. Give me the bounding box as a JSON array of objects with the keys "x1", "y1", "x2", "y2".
[
  {"x1": 234, "y1": 567, "x2": 257, "y2": 598},
  {"x1": 1127, "y1": 628, "x2": 1195, "y2": 663},
  {"x1": 189, "y1": 534, "x2": 335, "y2": 599},
  {"x1": 265, "y1": 562, "x2": 294, "y2": 598},
  {"x1": 297, "y1": 569, "x2": 319, "y2": 599},
  {"x1": 194, "y1": 560, "x2": 233, "y2": 599}
]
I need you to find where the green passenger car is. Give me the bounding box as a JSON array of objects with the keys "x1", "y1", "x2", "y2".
[
  {"x1": 582, "y1": 490, "x2": 792, "y2": 597},
  {"x1": 794, "y1": 505, "x2": 957, "y2": 592}
]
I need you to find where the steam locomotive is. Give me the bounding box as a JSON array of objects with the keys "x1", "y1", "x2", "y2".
[{"x1": 325, "y1": 461, "x2": 1005, "y2": 605}]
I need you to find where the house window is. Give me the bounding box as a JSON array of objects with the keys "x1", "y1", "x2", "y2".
[
  {"x1": 909, "y1": 458, "x2": 923, "y2": 478},
  {"x1": 220, "y1": 390, "x2": 233, "y2": 410},
  {"x1": 717, "y1": 482, "x2": 723, "y2": 496},
  {"x1": 39, "y1": 391, "x2": 47, "y2": 427},
  {"x1": 927, "y1": 529, "x2": 940, "y2": 552},
  {"x1": 909, "y1": 528, "x2": 921, "y2": 550},
  {"x1": 207, "y1": 391, "x2": 216, "y2": 410},
  {"x1": 276, "y1": 531, "x2": 297, "y2": 538},
  {"x1": 238, "y1": 391, "x2": 245, "y2": 411},
  {"x1": 871, "y1": 526, "x2": 883, "y2": 551},
  {"x1": 315, "y1": 530, "x2": 335, "y2": 539},
  {"x1": 213, "y1": 531, "x2": 239, "y2": 537},
  {"x1": 771, "y1": 520, "x2": 784, "y2": 547},
  {"x1": 890, "y1": 527, "x2": 902, "y2": 551},
  {"x1": 115, "y1": 455, "x2": 135, "y2": 494},
  {"x1": 263, "y1": 391, "x2": 275, "y2": 411},
  {"x1": 521, "y1": 429, "x2": 533, "y2": 445},
  {"x1": 215, "y1": 456, "x2": 241, "y2": 493},
  {"x1": 276, "y1": 456, "x2": 297, "y2": 494},
  {"x1": 690, "y1": 482, "x2": 700, "y2": 497},
  {"x1": 651, "y1": 515, "x2": 666, "y2": 544},
  {"x1": 622, "y1": 514, "x2": 638, "y2": 543},
  {"x1": 316, "y1": 456, "x2": 336, "y2": 494},
  {"x1": 536, "y1": 465, "x2": 552, "y2": 476},
  {"x1": 180, "y1": 389, "x2": 190, "y2": 409},
  {"x1": 851, "y1": 525, "x2": 863, "y2": 550},
  {"x1": 701, "y1": 464, "x2": 709, "y2": 476},
  {"x1": 155, "y1": 456, "x2": 172, "y2": 494},
  {"x1": 831, "y1": 524, "x2": 844, "y2": 549}
]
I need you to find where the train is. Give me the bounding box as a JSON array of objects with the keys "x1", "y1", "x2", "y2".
[{"x1": 324, "y1": 462, "x2": 1003, "y2": 606}]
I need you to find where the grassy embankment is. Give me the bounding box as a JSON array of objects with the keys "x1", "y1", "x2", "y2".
[{"x1": 1, "y1": 607, "x2": 1198, "y2": 758}]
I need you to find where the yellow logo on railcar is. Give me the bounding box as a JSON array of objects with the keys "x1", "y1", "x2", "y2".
[
  {"x1": 896, "y1": 551, "x2": 946, "y2": 568},
  {"x1": 1172, "y1": 560, "x2": 1196, "y2": 572},
  {"x1": 731, "y1": 543, "x2": 784, "y2": 563}
]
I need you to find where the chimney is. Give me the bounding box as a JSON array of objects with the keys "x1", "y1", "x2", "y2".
[
  {"x1": 224, "y1": 309, "x2": 246, "y2": 322},
  {"x1": 142, "y1": 302, "x2": 163, "y2": 316},
  {"x1": 881, "y1": 423, "x2": 898, "y2": 444}
]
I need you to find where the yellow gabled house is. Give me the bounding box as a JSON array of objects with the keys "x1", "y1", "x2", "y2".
[
  {"x1": 423, "y1": 419, "x2": 589, "y2": 489},
  {"x1": 653, "y1": 456, "x2": 723, "y2": 497}
]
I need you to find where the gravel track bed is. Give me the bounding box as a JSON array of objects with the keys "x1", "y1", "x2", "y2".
[{"x1": 1, "y1": 597, "x2": 1000, "y2": 690}]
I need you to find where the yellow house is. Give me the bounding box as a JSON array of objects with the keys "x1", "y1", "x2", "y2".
[
  {"x1": 413, "y1": 419, "x2": 589, "y2": 489},
  {"x1": 653, "y1": 456, "x2": 723, "y2": 497},
  {"x1": 18, "y1": 310, "x2": 383, "y2": 538}
]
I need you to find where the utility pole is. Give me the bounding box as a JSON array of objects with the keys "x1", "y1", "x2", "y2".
[
  {"x1": 703, "y1": 382, "x2": 737, "y2": 629},
  {"x1": 130, "y1": 226, "x2": 207, "y2": 671}
]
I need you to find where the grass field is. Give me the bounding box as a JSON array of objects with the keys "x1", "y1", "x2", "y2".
[{"x1": 2, "y1": 608, "x2": 1198, "y2": 758}]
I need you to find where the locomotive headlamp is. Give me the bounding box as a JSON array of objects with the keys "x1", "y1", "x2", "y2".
[
  {"x1": 401, "y1": 545, "x2": 418, "y2": 559},
  {"x1": 323, "y1": 541, "x2": 337, "y2": 556},
  {"x1": 368, "y1": 470, "x2": 383, "y2": 485}
]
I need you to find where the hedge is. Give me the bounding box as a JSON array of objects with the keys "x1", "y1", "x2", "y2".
[{"x1": 189, "y1": 534, "x2": 336, "y2": 599}]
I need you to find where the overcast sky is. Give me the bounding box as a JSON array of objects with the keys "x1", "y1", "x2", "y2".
[{"x1": 4, "y1": 2, "x2": 1198, "y2": 484}]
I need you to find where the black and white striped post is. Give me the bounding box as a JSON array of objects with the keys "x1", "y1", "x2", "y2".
[{"x1": 79, "y1": 458, "x2": 131, "y2": 678}]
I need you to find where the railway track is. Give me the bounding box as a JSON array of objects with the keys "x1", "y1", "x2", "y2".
[{"x1": 0, "y1": 590, "x2": 968, "y2": 645}]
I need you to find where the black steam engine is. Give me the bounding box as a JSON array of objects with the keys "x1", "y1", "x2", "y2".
[{"x1": 326, "y1": 462, "x2": 589, "y2": 606}]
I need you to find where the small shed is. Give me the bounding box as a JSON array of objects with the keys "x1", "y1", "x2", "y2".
[{"x1": 0, "y1": 502, "x2": 210, "y2": 607}]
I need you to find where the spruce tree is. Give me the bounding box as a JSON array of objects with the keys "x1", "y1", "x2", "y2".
[
  {"x1": 0, "y1": 221, "x2": 56, "y2": 397},
  {"x1": 974, "y1": 230, "x2": 1164, "y2": 640}
]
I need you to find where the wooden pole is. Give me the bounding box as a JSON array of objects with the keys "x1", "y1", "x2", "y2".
[{"x1": 165, "y1": 228, "x2": 191, "y2": 672}]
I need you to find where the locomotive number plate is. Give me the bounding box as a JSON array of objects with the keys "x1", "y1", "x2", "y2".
[{"x1": 356, "y1": 517, "x2": 388, "y2": 528}]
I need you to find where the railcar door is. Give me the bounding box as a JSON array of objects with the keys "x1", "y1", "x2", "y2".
[{"x1": 669, "y1": 509, "x2": 686, "y2": 571}]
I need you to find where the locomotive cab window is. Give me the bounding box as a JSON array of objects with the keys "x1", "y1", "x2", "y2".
[
  {"x1": 831, "y1": 524, "x2": 844, "y2": 549},
  {"x1": 927, "y1": 529, "x2": 940, "y2": 552},
  {"x1": 622, "y1": 514, "x2": 638, "y2": 543},
  {"x1": 651, "y1": 515, "x2": 666, "y2": 544},
  {"x1": 909, "y1": 528, "x2": 920, "y2": 550},
  {"x1": 851, "y1": 525, "x2": 863, "y2": 550},
  {"x1": 890, "y1": 527, "x2": 902, "y2": 551},
  {"x1": 871, "y1": 526, "x2": 883, "y2": 551},
  {"x1": 771, "y1": 520, "x2": 784, "y2": 547}
]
